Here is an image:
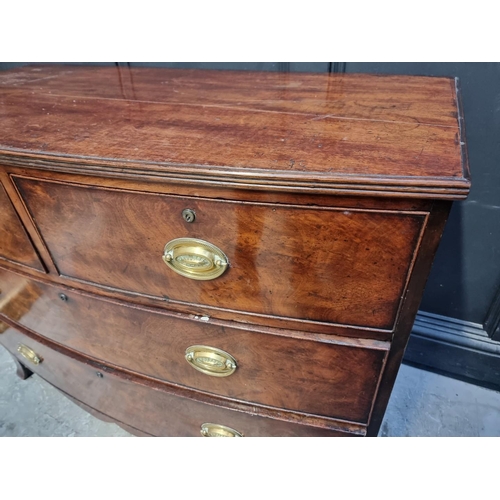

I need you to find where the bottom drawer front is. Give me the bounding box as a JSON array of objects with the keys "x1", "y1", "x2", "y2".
[{"x1": 0, "y1": 326, "x2": 361, "y2": 437}]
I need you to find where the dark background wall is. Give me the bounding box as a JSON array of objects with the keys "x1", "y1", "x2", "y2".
[{"x1": 2, "y1": 62, "x2": 499, "y2": 386}]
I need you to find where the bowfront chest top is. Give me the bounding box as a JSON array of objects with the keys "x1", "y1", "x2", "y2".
[{"x1": 0, "y1": 66, "x2": 470, "y2": 437}]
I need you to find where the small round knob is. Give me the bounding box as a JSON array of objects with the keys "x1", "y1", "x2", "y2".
[
  {"x1": 59, "y1": 293, "x2": 68, "y2": 302},
  {"x1": 182, "y1": 209, "x2": 196, "y2": 223}
]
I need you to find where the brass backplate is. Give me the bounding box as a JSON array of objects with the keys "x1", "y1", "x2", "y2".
[
  {"x1": 162, "y1": 238, "x2": 229, "y2": 281},
  {"x1": 185, "y1": 345, "x2": 237, "y2": 377},
  {"x1": 200, "y1": 423, "x2": 243, "y2": 437},
  {"x1": 17, "y1": 344, "x2": 42, "y2": 365}
]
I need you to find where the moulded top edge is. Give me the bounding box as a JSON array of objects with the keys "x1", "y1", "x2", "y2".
[{"x1": 0, "y1": 66, "x2": 470, "y2": 199}]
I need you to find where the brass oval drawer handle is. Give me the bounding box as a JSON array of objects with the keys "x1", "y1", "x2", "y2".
[
  {"x1": 185, "y1": 345, "x2": 237, "y2": 377},
  {"x1": 17, "y1": 344, "x2": 42, "y2": 365},
  {"x1": 201, "y1": 423, "x2": 243, "y2": 437},
  {"x1": 162, "y1": 238, "x2": 228, "y2": 281}
]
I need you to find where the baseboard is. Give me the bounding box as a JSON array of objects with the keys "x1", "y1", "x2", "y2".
[{"x1": 404, "y1": 311, "x2": 500, "y2": 391}]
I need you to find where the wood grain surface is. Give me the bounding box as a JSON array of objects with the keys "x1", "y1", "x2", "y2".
[
  {"x1": 14, "y1": 175, "x2": 427, "y2": 331},
  {"x1": 0, "y1": 66, "x2": 460, "y2": 125},
  {"x1": 0, "y1": 270, "x2": 388, "y2": 422},
  {"x1": 0, "y1": 323, "x2": 363, "y2": 436},
  {"x1": 0, "y1": 66, "x2": 470, "y2": 199},
  {"x1": 366, "y1": 200, "x2": 452, "y2": 436},
  {"x1": 0, "y1": 181, "x2": 44, "y2": 271}
]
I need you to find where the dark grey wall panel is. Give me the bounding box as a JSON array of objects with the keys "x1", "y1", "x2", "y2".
[
  {"x1": 1, "y1": 62, "x2": 330, "y2": 73},
  {"x1": 0, "y1": 63, "x2": 30, "y2": 71},
  {"x1": 129, "y1": 62, "x2": 330, "y2": 72}
]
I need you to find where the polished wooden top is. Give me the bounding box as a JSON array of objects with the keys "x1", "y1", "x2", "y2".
[{"x1": 0, "y1": 65, "x2": 470, "y2": 198}]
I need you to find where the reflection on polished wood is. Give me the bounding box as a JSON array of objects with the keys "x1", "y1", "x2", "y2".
[
  {"x1": 0, "y1": 182, "x2": 45, "y2": 271},
  {"x1": 0, "y1": 270, "x2": 41, "y2": 331},
  {"x1": 0, "y1": 66, "x2": 469, "y2": 199}
]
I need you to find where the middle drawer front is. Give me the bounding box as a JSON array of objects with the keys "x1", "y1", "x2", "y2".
[{"x1": 0, "y1": 272, "x2": 388, "y2": 424}]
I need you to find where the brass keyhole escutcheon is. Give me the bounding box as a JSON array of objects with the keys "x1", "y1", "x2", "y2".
[
  {"x1": 200, "y1": 423, "x2": 243, "y2": 437},
  {"x1": 162, "y1": 238, "x2": 229, "y2": 281},
  {"x1": 182, "y1": 208, "x2": 196, "y2": 223},
  {"x1": 185, "y1": 345, "x2": 237, "y2": 377}
]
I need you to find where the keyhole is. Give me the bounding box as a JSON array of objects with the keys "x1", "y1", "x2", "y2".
[{"x1": 182, "y1": 209, "x2": 196, "y2": 223}]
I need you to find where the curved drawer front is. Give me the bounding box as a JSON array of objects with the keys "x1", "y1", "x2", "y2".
[
  {"x1": 0, "y1": 326, "x2": 359, "y2": 437},
  {"x1": 0, "y1": 181, "x2": 44, "y2": 272},
  {"x1": 0, "y1": 270, "x2": 43, "y2": 322},
  {"x1": 0, "y1": 271, "x2": 388, "y2": 423},
  {"x1": 14, "y1": 176, "x2": 426, "y2": 331}
]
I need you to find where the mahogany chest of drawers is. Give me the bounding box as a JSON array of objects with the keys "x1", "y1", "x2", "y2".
[{"x1": 0, "y1": 66, "x2": 470, "y2": 437}]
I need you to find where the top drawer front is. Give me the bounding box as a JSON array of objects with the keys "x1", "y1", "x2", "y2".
[
  {"x1": 0, "y1": 181, "x2": 44, "y2": 272},
  {"x1": 15, "y1": 176, "x2": 426, "y2": 330}
]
